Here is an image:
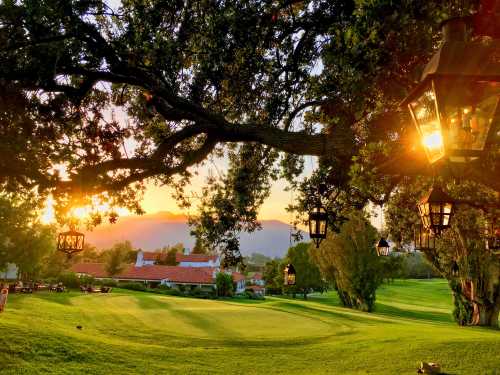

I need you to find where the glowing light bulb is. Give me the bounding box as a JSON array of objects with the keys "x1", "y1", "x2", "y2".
[{"x1": 422, "y1": 131, "x2": 444, "y2": 150}]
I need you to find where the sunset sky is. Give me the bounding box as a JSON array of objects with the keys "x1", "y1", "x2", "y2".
[{"x1": 139, "y1": 156, "x2": 317, "y2": 223}]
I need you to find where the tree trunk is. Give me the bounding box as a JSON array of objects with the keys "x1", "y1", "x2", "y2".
[
  {"x1": 451, "y1": 279, "x2": 500, "y2": 328},
  {"x1": 472, "y1": 303, "x2": 499, "y2": 327}
]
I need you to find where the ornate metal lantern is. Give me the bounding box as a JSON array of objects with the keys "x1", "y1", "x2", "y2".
[
  {"x1": 402, "y1": 18, "x2": 500, "y2": 164},
  {"x1": 57, "y1": 228, "x2": 85, "y2": 257},
  {"x1": 308, "y1": 203, "x2": 328, "y2": 248},
  {"x1": 377, "y1": 237, "x2": 390, "y2": 257},
  {"x1": 283, "y1": 264, "x2": 296, "y2": 286},
  {"x1": 414, "y1": 224, "x2": 436, "y2": 251},
  {"x1": 418, "y1": 186, "x2": 455, "y2": 235},
  {"x1": 376, "y1": 238, "x2": 390, "y2": 256},
  {"x1": 485, "y1": 219, "x2": 500, "y2": 253}
]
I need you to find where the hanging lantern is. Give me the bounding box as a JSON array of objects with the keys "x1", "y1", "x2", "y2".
[
  {"x1": 418, "y1": 185, "x2": 455, "y2": 235},
  {"x1": 308, "y1": 203, "x2": 328, "y2": 248},
  {"x1": 485, "y1": 219, "x2": 500, "y2": 254},
  {"x1": 57, "y1": 228, "x2": 85, "y2": 257},
  {"x1": 376, "y1": 238, "x2": 390, "y2": 256},
  {"x1": 402, "y1": 18, "x2": 500, "y2": 164},
  {"x1": 414, "y1": 224, "x2": 436, "y2": 251},
  {"x1": 283, "y1": 264, "x2": 296, "y2": 286}
]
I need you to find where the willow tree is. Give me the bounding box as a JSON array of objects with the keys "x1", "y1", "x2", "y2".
[{"x1": 0, "y1": 1, "x2": 499, "y2": 321}]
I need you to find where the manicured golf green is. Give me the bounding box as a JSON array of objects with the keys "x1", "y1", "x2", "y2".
[{"x1": 1, "y1": 280, "x2": 499, "y2": 374}]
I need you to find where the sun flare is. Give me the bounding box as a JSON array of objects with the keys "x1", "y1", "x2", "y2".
[{"x1": 40, "y1": 195, "x2": 129, "y2": 224}]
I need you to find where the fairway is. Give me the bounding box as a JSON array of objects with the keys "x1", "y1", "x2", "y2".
[{"x1": 1, "y1": 280, "x2": 499, "y2": 374}]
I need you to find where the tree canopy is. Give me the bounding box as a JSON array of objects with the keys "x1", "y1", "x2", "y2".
[
  {"x1": 0, "y1": 192, "x2": 56, "y2": 279},
  {"x1": 0, "y1": 1, "x2": 498, "y2": 264}
]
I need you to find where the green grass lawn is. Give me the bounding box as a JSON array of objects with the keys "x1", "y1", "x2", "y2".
[{"x1": 1, "y1": 279, "x2": 499, "y2": 374}]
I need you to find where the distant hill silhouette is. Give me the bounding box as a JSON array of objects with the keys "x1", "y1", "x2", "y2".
[{"x1": 85, "y1": 211, "x2": 306, "y2": 258}]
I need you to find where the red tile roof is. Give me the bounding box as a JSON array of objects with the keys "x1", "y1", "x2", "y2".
[
  {"x1": 251, "y1": 273, "x2": 263, "y2": 280},
  {"x1": 71, "y1": 263, "x2": 216, "y2": 284},
  {"x1": 176, "y1": 253, "x2": 218, "y2": 263},
  {"x1": 72, "y1": 263, "x2": 108, "y2": 278},
  {"x1": 232, "y1": 272, "x2": 246, "y2": 282}
]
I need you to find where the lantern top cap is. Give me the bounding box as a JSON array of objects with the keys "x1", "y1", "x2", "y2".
[
  {"x1": 285, "y1": 263, "x2": 296, "y2": 273},
  {"x1": 419, "y1": 186, "x2": 455, "y2": 205},
  {"x1": 377, "y1": 238, "x2": 390, "y2": 248},
  {"x1": 422, "y1": 38, "x2": 500, "y2": 80},
  {"x1": 401, "y1": 36, "x2": 500, "y2": 107}
]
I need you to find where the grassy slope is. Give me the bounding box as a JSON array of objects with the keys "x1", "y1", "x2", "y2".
[{"x1": 0, "y1": 279, "x2": 499, "y2": 375}]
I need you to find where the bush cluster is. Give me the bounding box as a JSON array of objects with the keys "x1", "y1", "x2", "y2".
[
  {"x1": 233, "y1": 291, "x2": 265, "y2": 300},
  {"x1": 400, "y1": 252, "x2": 440, "y2": 279},
  {"x1": 120, "y1": 282, "x2": 147, "y2": 291}
]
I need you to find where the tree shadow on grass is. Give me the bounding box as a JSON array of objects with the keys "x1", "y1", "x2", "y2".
[
  {"x1": 130, "y1": 294, "x2": 346, "y2": 348},
  {"x1": 134, "y1": 293, "x2": 241, "y2": 340},
  {"x1": 374, "y1": 302, "x2": 453, "y2": 324},
  {"x1": 23, "y1": 291, "x2": 78, "y2": 306},
  {"x1": 267, "y1": 300, "x2": 394, "y2": 327},
  {"x1": 133, "y1": 293, "x2": 173, "y2": 310}
]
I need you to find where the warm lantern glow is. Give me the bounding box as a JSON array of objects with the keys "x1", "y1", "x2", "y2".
[
  {"x1": 418, "y1": 186, "x2": 455, "y2": 235},
  {"x1": 409, "y1": 89, "x2": 446, "y2": 163},
  {"x1": 486, "y1": 219, "x2": 500, "y2": 253},
  {"x1": 284, "y1": 264, "x2": 296, "y2": 286},
  {"x1": 421, "y1": 130, "x2": 444, "y2": 152},
  {"x1": 414, "y1": 224, "x2": 436, "y2": 251},
  {"x1": 308, "y1": 204, "x2": 328, "y2": 248},
  {"x1": 402, "y1": 18, "x2": 500, "y2": 164}
]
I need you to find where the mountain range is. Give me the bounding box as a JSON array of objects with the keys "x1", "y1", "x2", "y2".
[{"x1": 85, "y1": 211, "x2": 306, "y2": 258}]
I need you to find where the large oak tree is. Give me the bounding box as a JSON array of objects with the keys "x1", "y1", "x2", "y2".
[{"x1": 1, "y1": 0, "x2": 499, "y2": 323}]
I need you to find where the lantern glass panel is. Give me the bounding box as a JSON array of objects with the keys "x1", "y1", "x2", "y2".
[
  {"x1": 309, "y1": 205, "x2": 327, "y2": 240},
  {"x1": 437, "y1": 80, "x2": 500, "y2": 162},
  {"x1": 309, "y1": 219, "x2": 317, "y2": 235},
  {"x1": 319, "y1": 220, "x2": 326, "y2": 236},
  {"x1": 486, "y1": 221, "x2": 500, "y2": 252},
  {"x1": 284, "y1": 264, "x2": 296, "y2": 286},
  {"x1": 414, "y1": 224, "x2": 436, "y2": 250},
  {"x1": 409, "y1": 87, "x2": 445, "y2": 163}
]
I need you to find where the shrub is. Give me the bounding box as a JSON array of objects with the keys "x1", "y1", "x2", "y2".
[
  {"x1": 312, "y1": 212, "x2": 383, "y2": 312},
  {"x1": 162, "y1": 289, "x2": 183, "y2": 296},
  {"x1": 57, "y1": 272, "x2": 81, "y2": 288},
  {"x1": 216, "y1": 273, "x2": 234, "y2": 297},
  {"x1": 120, "y1": 282, "x2": 147, "y2": 291},
  {"x1": 156, "y1": 284, "x2": 171, "y2": 291},
  {"x1": 401, "y1": 252, "x2": 441, "y2": 279},
  {"x1": 79, "y1": 275, "x2": 96, "y2": 286}
]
